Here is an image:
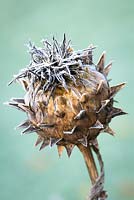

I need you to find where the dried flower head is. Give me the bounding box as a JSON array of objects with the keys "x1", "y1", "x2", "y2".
[{"x1": 7, "y1": 34, "x2": 126, "y2": 199}]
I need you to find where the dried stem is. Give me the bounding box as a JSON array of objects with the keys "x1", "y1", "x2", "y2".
[
  {"x1": 77, "y1": 144, "x2": 107, "y2": 200},
  {"x1": 77, "y1": 144, "x2": 98, "y2": 184}
]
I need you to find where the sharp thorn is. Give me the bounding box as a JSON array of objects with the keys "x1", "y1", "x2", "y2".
[
  {"x1": 104, "y1": 126, "x2": 115, "y2": 136},
  {"x1": 65, "y1": 144, "x2": 75, "y2": 157},
  {"x1": 50, "y1": 138, "x2": 62, "y2": 147},
  {"x1": 74, "y1": 110, "x2": 86, "y2": 120},
  {"x1": 11, "y1": 98, "x2": 25, "y2": 104},
  {"x1": 8, "y1": 78, "x2": 16, "y2": 86},
  {"x1": 89, "y1": 120, "x2": 104, "y2": 129},
  {"x1": 96, "y1": 51, "x2": 106, "y2": 72},
  {"x1": 101, "y1": 99, "x2": 110, "y2": 107},
  {"x1": 103, "y1": 61, "x2": 112, "y2": 76},
  {"x1": 89, "y1": 139, "x2": 99, "y2": 149},
  {"x1": 113, "y1": 99, "x2": 119, "y2": 103},
  {"x1": 39, "y1": 139, "x2": 50, "y2": 151},
  {"x1": 63, "y1": 126, "x2": 77, "y2": 135},
  {"x1": 96, "y1": 80, "x2": 104, "y2": 94},
  {"x1": 78, "y1": 136, "x2": 88, "y2": 147},
  {"x1": 57, "y1": 145, "x2": 64, "y2": 157},
  {"x1": 16, "y1": 120, "x2": 30, "y2": 129},
  {"x1": 6, "y1": 102, "x2": 24, "y2": 111},
  {"x1": 97, "y1": 99, "x2": 110, "y2": 113},
  {"x1": 108, "y1": 107, "x2": 127, "y2": 119},
  {"x1": 35, "y1": 136, "x2": 43, "y2": 146},
  {"x1": 21, "y1": 125, "x2": 38, "y2": 134},
  {"x1": 110, "y1": 83, "x2": 126, "y2": 98},
  {"x1": 19, "y1": 104, "x2": 33, "y2": 113},
  {"x1": 63, "y1": 33, "x2": 66, "y2": 44},
  {"x1": 108, "y1": 78, "x2": 112, "y2": 82},
  {"x1": 40, "y1": 123, "x2": 55, "y2": 128}
]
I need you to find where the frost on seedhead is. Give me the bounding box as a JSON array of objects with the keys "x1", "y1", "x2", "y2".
[{"x1": 7, "y1": 34, "x2": 126, "y2": 200}]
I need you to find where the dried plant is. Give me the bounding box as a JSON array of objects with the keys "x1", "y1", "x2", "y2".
[{"x1": 7, "y1": 34, "x2": 126, "y2": 199}]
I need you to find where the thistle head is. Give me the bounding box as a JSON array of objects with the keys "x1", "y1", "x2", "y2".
[{"x1": 7, "y1": 35, "x2": 126, "y2": 156}]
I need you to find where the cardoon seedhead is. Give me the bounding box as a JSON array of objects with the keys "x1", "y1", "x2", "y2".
[{"x1": 7, "y1": 34, "x2": 126, "y2": 200}]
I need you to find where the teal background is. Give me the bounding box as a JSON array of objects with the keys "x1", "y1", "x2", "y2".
[{"x1": 1, "y1": 0, "x2": 134, "y2": 200}]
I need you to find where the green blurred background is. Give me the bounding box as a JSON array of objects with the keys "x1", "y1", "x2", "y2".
[{"x1": 1, "y1": 0, "x2": 134, "y2": 199}]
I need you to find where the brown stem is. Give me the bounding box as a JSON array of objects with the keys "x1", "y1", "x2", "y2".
[
  {"x1": 77, "y1": 144, "x2": 98, "y2": 185},
  {"x1": 78, "y1": 144, "x2": 107, "y2": 200}
]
